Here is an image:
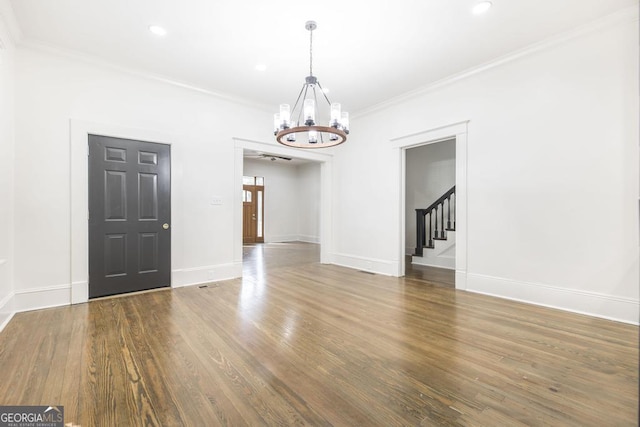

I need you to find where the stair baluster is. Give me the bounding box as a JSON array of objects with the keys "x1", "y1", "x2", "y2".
[
  {"x1": 439, "y1": 201, "x2": 445, "y2": 239},
  {"x1": 452, "y1": 192, "x2": 456, "y2": 230},
  {"x1": 414, "y1": 185, "x2": 456, "y2": 257},
  {"x1": 446, "y1": 196, "x2": 452, "y2": 231},
  {"x1": 427, "y1": 211, "x2": 434, "y2": 249},
  {"x1": 433, "y1": 205, "x2": 440, "y2": 239}
]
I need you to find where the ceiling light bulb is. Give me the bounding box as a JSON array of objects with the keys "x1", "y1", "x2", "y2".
[
  {"x1": 472, "y1": 1, "x2": 492, "y2": 15},
  {"x1": 148, "y1": 25, "x2": 167, "y2": 36}
]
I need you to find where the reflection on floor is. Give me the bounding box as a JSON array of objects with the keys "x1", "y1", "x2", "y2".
[
  {"x1": 405, "y1": 256, "x2": 455, "y2": 288},
  {"x1": 243, "y1": 242, "x2": 455, "y2": 288},
  {"x1": 1, "y1": 243, "x2": 636, "y2": 425},
  {"x1": 243, "y1": 241, "x2": 320, "y2": 279}
]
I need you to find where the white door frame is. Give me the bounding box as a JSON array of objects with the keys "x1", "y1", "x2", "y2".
[
  {"x1": 70, "y1": 119, "x2": 175, "y2": 304},
  {"x1": 391, "y1": 121, "x2": 468, "y2": 289},
  {"x1": 232, "y1": 138, "x2": 334, "y2": 267}
]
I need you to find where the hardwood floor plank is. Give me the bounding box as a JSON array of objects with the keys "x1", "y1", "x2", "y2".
[
  {"x1": 0, "y1": 242, "x2": 637, "y2": 426},
  {"x1": 171, "y1": 291, "x2": 308, "y2": 426},
  {"x1": 179, "y1": 284, "x2": 380, "y2": 426},
  {"x1": 123, "y1": 291, "x2": 247, "y2": 426},
  {"x1": 58, "y1": 304, "x2": 88, "y2": 425}
]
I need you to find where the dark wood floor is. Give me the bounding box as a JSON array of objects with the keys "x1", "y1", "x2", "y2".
[{"x1": 0, "y1": 242, "x2": 637, "y2": 426}]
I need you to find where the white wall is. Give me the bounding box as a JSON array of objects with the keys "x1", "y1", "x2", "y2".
[
  {"x1": 332, "y1": 11, "x2": 639, "y2": 323},
  {"x1": 12, "y1": 46, "x2": 275, "y2": 310},
  {"x1": 0, "y1": 12, "x2": 15, "y2": 328},
  {"x1": 297, "y1": 162, "x2": 321, "y2": 243},
  {"x1": 406, "y1": 140, "x2": 455, "y2": 253},
  {"x1": 3, "y1": 6, "x2": 637, "y2": 326},
  {"x1": 243, "y1": 158, "x2": 321, "y2": 243}
]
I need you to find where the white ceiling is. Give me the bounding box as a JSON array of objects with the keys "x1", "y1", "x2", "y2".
[{"x1": 4, "y1": 0, "x2": 636, "y2": 114}]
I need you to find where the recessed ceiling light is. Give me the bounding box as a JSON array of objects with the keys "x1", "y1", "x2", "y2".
[
  {"x1": 148, "y1": 25, "x2": 167, "y2": 36},
  {"x1": 255, "y1": 64, "x2": 267, "y2": 72},
  {"x1": 472, "y1": 1, "x2": 492, "y2": 15}
]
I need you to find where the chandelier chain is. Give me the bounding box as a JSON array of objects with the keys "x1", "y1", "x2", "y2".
[{"x1": 309, "y1": 27, "x2": 313, "y2": 76}]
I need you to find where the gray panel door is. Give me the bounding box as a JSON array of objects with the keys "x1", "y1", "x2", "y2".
[{"x1": 88, "y1": 135, "x2": 171, "y2": 298}]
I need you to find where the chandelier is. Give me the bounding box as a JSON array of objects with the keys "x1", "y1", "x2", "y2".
[{"x1": 274, "y1": 21, "x2": 349, "y2": 148}]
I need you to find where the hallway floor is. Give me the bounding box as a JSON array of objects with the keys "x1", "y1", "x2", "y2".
[{"x1": 243, "y1": 241, "x2": 456, "y2": 288}]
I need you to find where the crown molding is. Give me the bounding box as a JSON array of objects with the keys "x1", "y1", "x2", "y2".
[
  {"x1": 19, "y1": 39, "x2": 273, "y2": 112},
  {"x1": 0, "y1": 0, "x2": 22, "y2": 47},
  {"x1": 354, "y1": 5, "x2": 639, "y2": 119}
]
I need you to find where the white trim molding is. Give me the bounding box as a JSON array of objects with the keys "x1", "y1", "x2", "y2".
[
  {"x1": 71, "y1": 281, "x2": 88, "y2": 304},
  {"x1": 266, "y1": 235, "x2": 302, "y2": 244},
  {"x1": 14, "y1": 284, "x2": 70, "y2": 313},
  {"x1": 332, "y1": 253, "x2": 399, "y2": 277},
  {"x1": 356, "y1": 6, "x2": 639, "y2": 119},
  {"x1": 0, "y1": 291, "x2": 15, "y2": 333},
  {"x1": 297, "y1": 235, "x2": 320, "y2": 244},
  {"x1": 172, "y1": 262, "x2": 243, "y2": 288},
  {"x1": 392, "y1": 120, "x2": 469, "y2": 290},
  {"x1": 467, "y1": 273, "x2": 640, "y2": 325},
  {"x1": 20, "y1": 40, "x2": 270, "y2": 113},
  {"x1": 70, "y1": 119, "x2": 176, "y2": 304}
]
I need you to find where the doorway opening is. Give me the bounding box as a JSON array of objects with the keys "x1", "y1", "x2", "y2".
[
  {"x1": 241, "y1": 152, "x2": 323, "y2": 276},
  {"x1": 393, "y1": 121, "x2": 468, "y2": 290},
  {"x1": 233, "y1": 138, "x2": 334, "y2": 269},
  {"x1": 404, "y1": 139, "x2": 456, "y2": 286},
  {"x1": 243, "y1": 176, "x2": 265, "y2": 244}
]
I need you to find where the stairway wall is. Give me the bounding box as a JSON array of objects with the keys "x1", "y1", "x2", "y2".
[{"x1": 405, "y1": 140, "x2": 455, "y2": 254}]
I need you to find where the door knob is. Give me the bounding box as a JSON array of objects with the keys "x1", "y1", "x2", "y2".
[{"x1": 162, "y1": 223, "x2": 170, "y2": 230}]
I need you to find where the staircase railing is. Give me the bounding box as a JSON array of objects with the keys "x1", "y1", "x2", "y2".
[{"x1": 415, "y1": 185, "x2": 456, "y2": 257}]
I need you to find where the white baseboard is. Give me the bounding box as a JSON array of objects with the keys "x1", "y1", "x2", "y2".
[
  {"x1": 455, "y1": 271, "x2": 467, "y2": 290},
  {"x1": 265, "y1": 235, "x2": 300, "y2": 243},
  {"x1": 411, "y1": 255, "x2": 455, "y2": 270},
  {"x1": 0, "y1": 291, "x2": 15, "y2": 333},
  {"x1": 0, "y1": 310, "x2": 15, "y2": 334},
  {"x1": 297, "y1": 235, "x2": 320, "y2": 244},
  {"x1": 14, "y1": 284, "x2": 70, "y2": 313},
  {"x1": 331, "y1": 252, "x2": 399, "y2": 276},
  {"x1": 467, "y1": 273, "x2": 639, "y2": 325},
  {"x1": 245, "y1": 236, "x2": 320, "y2": 244},
  {"x1": 71, "y1": 280, "x2": 88, "y2": 304},
  {"x1": 172, "y1": 262, "x2": 242, "y2": 288},
  {"x1": 7, "y1": 262, "x2": 243, "y2": 310}
]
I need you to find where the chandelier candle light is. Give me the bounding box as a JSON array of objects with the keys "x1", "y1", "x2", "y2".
[{"x1": 274, "y1": 21, "x2": 349, "y2": 148}]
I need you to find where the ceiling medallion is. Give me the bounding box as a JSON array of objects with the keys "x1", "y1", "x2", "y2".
[{"x1": 274, "y1": 21, "x2": 349, "y2": 148}]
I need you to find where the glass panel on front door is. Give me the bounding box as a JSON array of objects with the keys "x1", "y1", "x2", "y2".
[
  {"x1": 257, "y1": 190, "x2": 263, "y2": 238},
  {"x1": 242, "y1": 176, "x2": 265, "y2": 244}
]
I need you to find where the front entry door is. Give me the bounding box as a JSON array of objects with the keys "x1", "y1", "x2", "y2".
[
  {"x1": 243, "y1": 184, "x2": 264, "y2": 244},
  {"x1": 88, "y1": 135, "x2": 171, "y2": 298},
  {"x1": 243, "y1": 185, "x2": 257, "y2": 243}
]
